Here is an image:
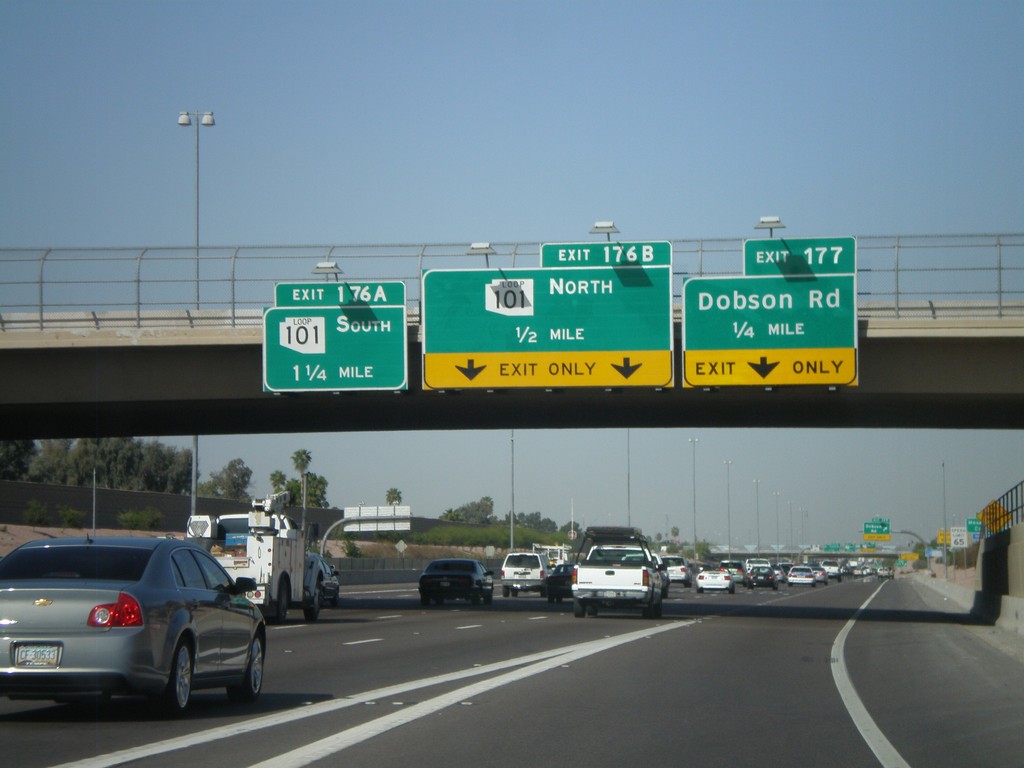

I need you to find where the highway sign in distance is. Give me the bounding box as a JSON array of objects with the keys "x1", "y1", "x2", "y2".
[
  {"x1": 422, "y1": 266, "x2": 673, "y2": 389},
  {"x1": 263, "y1": 281, "x2": 407, "y2": 392},
  {"x1": 950, "y1": 526, "x2": 968, "y2": 549},
  {"x1": 682, "y1": 273, "x2": 857, "y2": 387},
  {"x1": 863, "y1": 532, "x2": 892, "y2": 542},
  {"x1": 863, "y1": 519, "x2": 891, "y2": 535},
  {"x1": 540, "y1": 241, "x2": 672, "y2": 268},
  {"x1": 744, "y1": 236, "x2": 856, "y2": 276}
]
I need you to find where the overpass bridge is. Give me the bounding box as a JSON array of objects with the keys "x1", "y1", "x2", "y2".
[{"x1": 1, "y1": 233, "x2": 1022, "y2": 439}]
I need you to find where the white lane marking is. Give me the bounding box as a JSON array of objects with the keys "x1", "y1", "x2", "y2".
[
  {"x1": 527, "y1": 616, "x2": 548, "y2": 621},
  {"x1": 455, "y1": 624, "x2": 482, "y2": 630},
  {"x1": 45, "y1": 624, "x2": 689, "y2": 768},
  {"x1": 244, "y1": 620, "x2": 690, "y2": 768},
  {"x1": 831, "y1": 581, "x2": 911, "y2": 768},
  {"x1": 375, "y1": 615, "x2": 402, "y2": 620},
  {"x1": 342, "y1": 639, "x2": 383, "y2": 646}
]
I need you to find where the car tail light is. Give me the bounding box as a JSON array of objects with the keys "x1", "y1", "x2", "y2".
[
  {"x1": 572, "y1": 566, "x2": 578, "y2": 585},
  {"x1": 88, "y1": 593, "x2": 143, "y2": 627},
  {"x1": 642, "y1": 569, "x2": 650, "y2": 587},
  {"x1": 501, "y1": 570, "x2": 507, "y2": 579}
]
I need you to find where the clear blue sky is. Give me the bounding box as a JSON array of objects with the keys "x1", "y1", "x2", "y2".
[{"x1": 2, "y1": 2, "x2": 1022, "y2": 549}]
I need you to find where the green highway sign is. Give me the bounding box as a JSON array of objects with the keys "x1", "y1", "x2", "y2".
[
  {"x1": 263, "y1": 281, "x2": 407, "y2": 392},
  {"x1": 422, "y1": 265, "x2": 673, "y2": 389},
  {"x1": 863, "y1": 519, "x2": 891, "y2": 535},
  {"x1": 684, "y1": 275, "x2": 856, "y2": 350},
  {"x1": 744, "y1": 236, "x2": 856, "y2": 276},
  {"x1": 966, "y1": 518, "x2": 982, "y2": 534},
  {"x1": 682, "y1": 273, "x2": 858, "y2": 387},
  {"x1": 540, "y1": 241, "x2": 672, "y2": 268}
]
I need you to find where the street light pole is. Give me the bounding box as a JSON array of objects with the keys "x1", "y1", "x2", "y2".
[
  {"x1": 689, "y1": 437, "x2": 698, "y2": 569},
  {"x1": 177, "y1": 111, "x2": 212, "y2": 520},
  {"x1": 724, "y1": 460, "x2": 733, "y2": 559},
  {"x1": 178, "y1": 110, "x2": 215, "y2": 311},
  {"x1": 773, "y1": 491, "x2": 780, "y2": 564},
  {"x1": 753, "y1": 479, "x2": 761, "y2": 556},
  {"x1": 178, "y1": 110, "x2": 214, "y2": 521}
]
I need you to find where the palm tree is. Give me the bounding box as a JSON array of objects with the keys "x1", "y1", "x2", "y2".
[
  {"x1": 269, "y1": 469, "x2": 287, "y2": 495},
  {"x1": 386, "y1": 487, "x2": 402, "y2": 505},
  {"x1": 291, "y1": 449, "x2": 312, "y2": 531}
]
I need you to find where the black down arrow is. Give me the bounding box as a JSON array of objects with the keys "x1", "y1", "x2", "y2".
[
  {"x1": 748, "y1": 356, "x2": 780, "y2": 379},
  {"x1": 456, "y1": 359, "x2": 486, "y2": 380},
  {"x1": 612, "y1": 357, "x2": 642, "y2": 379}
]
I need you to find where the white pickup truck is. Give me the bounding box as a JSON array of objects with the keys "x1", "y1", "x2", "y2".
[{"x1": 571, "y1": 526, "x2": 665, "y2": 619}]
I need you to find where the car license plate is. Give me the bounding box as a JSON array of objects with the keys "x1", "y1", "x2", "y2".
[
  {"x1": 439, "y1": 580, "x2": 450, "y2": 587},
  {"x1": 601, "y1": 590, "x2": 622, "y2": 598},
  {"x1": 15, "y1": 644, "x2": 60, "y2": 668}
]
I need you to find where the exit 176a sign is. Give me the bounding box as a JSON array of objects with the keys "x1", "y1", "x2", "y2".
[{"x1": 263, "y1": 281, "x2": 408, "y2": 392}]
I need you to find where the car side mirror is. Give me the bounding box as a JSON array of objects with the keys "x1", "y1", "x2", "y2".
[{"x1": 233, "y1": 576, "x2": 258, "y2": 594}]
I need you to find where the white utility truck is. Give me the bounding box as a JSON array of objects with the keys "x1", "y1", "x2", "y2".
[{"x1": 186, "y1": 492, "x2": 321, "y2": 622}]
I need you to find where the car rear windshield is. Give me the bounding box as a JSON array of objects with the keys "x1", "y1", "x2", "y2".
[
  {"x1": 426, "y1": 561, "x2": 476, "y2": 573},
  {"x1": 504, "y1": 555, "x2": 540, "y2": 568},
  {"x1": 0, "y1": 545, "x2": 154, "y2": 581},
  {"x1": 585, "y1": 547, "x2": 646, "y2": 566}
]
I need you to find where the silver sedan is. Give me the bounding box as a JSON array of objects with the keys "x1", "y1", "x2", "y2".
[{"x1": 0, "y1": 536, "x2": 266, "y2": 714}]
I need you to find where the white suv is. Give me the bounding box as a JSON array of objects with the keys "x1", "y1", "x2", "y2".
[{"x1": 500, "y1": 552, "x2": 547, "y2": 597}]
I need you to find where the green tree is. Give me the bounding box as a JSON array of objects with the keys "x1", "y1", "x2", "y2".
[
  {"x1": 270, "y1": 469, "x2": 288, "y2": 494},
  {"x1": 284, "y1": 472, "x2": 328, "y2": 508},
  {"x1": 449, "y1": 496, "x2": 495, "y2": 525},
  {"x1": 28, "y1": 439, "x2": 76, "y2": 485},
  {"x1": 198, "y1": 458, "x2": 253, "y2": 500},
  {"x1": 386, "y1": 487, "x2": 402, "y2": 505},
  {"x1": 292, "y1": 449, "x2": 312, "y2": 508},
  {"x1": 0, "y1": 440, "x2": 37, "y2": 480}
]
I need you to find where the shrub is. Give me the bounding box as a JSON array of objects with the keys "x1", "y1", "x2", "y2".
[
  {"x1": 117, "y1": 507, "x2": 163, "y2": 531},
  {"x1": 58, "y1": 506, "x2": 85, "y2": 529},
  {"x1": 22, "y1": 500, "x2": 50, "y2": 527}
]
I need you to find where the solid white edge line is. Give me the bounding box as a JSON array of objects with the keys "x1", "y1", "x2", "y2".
[{"x1": 831, "y1": 581, "x2": 911, "y2": 768}]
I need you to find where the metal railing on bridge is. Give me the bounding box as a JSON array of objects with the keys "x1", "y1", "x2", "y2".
[{"x1": 1, "y1": 233, "x2": 1022, "y2": 332}]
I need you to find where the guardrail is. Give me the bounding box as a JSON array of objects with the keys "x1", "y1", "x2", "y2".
[{"x1": 1, "y1": 234, "x2": 1021, "y2": 331}]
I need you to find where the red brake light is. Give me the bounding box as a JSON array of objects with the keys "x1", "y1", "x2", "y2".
[{"x1": 88, "y1": 593, "x2": 143, "y2": 627}]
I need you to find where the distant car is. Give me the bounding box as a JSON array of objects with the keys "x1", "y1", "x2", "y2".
[
  {"x1": 651, "y1": 554, "x2": 671, "y2": 597},
  {"x1": 745, "y1": 558, "x2": 772, "y2": 574},
  {"x1": 787, "y1": 565, "x2": 816, "y2": 586},
  {"x1": 821, "y1": 559, "x2": 843, "y2": 581},
  {"x1": 544, "y1": 563, "x2": 574, "y2": 603},
  {"x1": 809, "y1": 563, "x2": 829, "y2": 584},
  {"x1": 719, "y1": 559, "x2": 747, "y2": 588},
  {"x1": 876, "y1": 565, "x2": 893, "y2": 578},
  {"x1": 747, "y1": 565, "x2": 779, "y2": 590},
  {"x1": 500, "y1": 552, "x2": 547, "y2": 597},
  {"x1": 419, "y1": 559, "x2": 494, "y2": 606},
  {"x1": 304, "y1": 552, "x2": 341, "y2": 614},
  {"x1": 696, "y1": 566, "x2": 735, "y2": 593},
  {"x1": 661, "y1": 555, "x2": 692, "y2": 588},
  {"x1": 0, "y1": 537, "x2": 266, "y2": 714}
]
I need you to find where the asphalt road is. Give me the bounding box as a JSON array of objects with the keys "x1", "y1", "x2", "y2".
[{"x1": 2, "y1": 576, "x2": 1022, "y2": 768}]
